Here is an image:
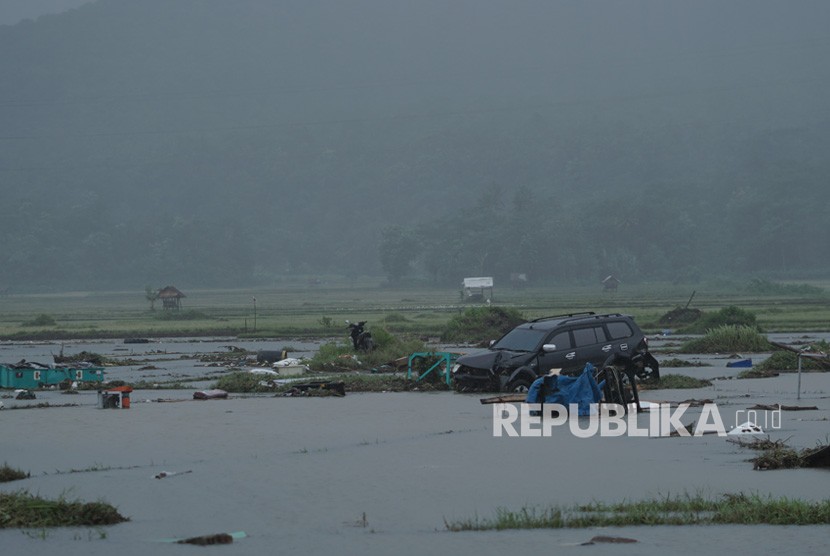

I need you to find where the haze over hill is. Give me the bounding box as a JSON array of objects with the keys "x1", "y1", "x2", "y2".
[
  {"x1": 1, "y1": 0, "x2": 829, "y2": 291},
  {"x1": 0, "y1": 0, "x2": 92, "y2": 26}
]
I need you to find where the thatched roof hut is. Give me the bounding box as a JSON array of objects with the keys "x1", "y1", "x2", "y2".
[{"x1": 157, "y1": 286, "x2": 186, "y2": 310}]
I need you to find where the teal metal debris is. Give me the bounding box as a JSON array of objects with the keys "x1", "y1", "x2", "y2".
[
  {"x1": 0, "y1": 364, "x2": 104, "y2": 389},
  {"x1": 407, "y1": 352, "x2": 459, "y2": 386}
]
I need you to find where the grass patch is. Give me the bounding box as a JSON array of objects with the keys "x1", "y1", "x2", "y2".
[
  {"x1": 152, "y1": 310, "x2": 211, "y2": 321},
  {"x1": 441, "y1": 306, "x2": 525, "y2": 343},
  {"x1": 672, "y1": 305, "x2": 761, "y2": 334},
  {"x1": 737, "y1": 368, "x2": 780, "y2": 379},
  {"x1": 658, "y1": 307, "x2": 703, "y2": 327},
  {"x1": 745, "y1": 278, "x2": 826, "y2": 297},
  {"x1": 0, "y1": 491, "x2": 128, "y2": 528},
  {"x1": 659, "y1": 358, "x2": 710, "y2": 368},
  {"x1": 640, "y1": 374, "x2": 712, "y2": 390},
  {"x1": 700, "y1": 306, "x2": 759, "y2": 331},
  {"x1": 382, "y1": 312, "x2": 411, "y2": 323},
  {"x1": 755, "y1": 349, "x2": 829, "y2": 373},
  {"x1": 308, "y1": 329, "x2": 428, "y2": 371},
  {"x1": 214, "y1": 372, "x2": 277, "y2": 393},
  {"x1": 0, "y1": 463, "x2": 29, "y2": 483},
  {"x1": 316, "y1": 373, "x2": 448, "y2": 392},
  {"x1": 21, "y1": 314, "x2": 57, "y2": 327},
  {"x1": 444, "y1": 493, "x2": 830, "y2": 530},
  {"x1": 679, "y1": 325, "x2": 771, "y2": 353}
]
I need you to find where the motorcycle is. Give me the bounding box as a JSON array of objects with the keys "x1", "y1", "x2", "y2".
[{"x1": 346, "y1": 320, "x2": 375, "y2": 351}]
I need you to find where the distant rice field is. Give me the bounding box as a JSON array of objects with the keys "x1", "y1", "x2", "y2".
[{"x1": 0, "y1": 279, "x2": 828, "y2": 339}]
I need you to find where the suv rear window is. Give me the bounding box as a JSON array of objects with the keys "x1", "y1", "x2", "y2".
[
  {"x1": 572, "y1": 326, "x2": 607, "y2": 347},
  {"x1": 606, "y1": 321, "x2": 633, "y2": 340}
]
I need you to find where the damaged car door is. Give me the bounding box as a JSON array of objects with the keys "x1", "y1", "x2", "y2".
[{"x1": 536, "y1": 330, "x2": 575, "y2": 374}]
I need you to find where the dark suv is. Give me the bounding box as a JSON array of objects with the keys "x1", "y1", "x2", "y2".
[{"x1": 452, "y1": 312, "x2": 659, "y2": 393}]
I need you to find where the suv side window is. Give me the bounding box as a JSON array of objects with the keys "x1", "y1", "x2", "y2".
[
  {"x1": 572, "y1": 326, "x2": 607, "y2": 347},
  {"x1": 606, "y1": 321, "x2": 633, "y2": 340},
  {"x1": 547, "y1": 330, "x2": 572, "y2": 350}
]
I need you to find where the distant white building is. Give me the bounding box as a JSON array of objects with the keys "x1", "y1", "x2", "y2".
[{"x1": 461, "y1": 276, "x2": 494, "y2": 301}]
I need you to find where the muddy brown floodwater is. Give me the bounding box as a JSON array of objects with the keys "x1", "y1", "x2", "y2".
[{"x1": 1, "y1": 336, "x2": 829, "y2": 555}]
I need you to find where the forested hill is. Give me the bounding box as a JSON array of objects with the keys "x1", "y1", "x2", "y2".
[{"x1": 1, "y1": 0, "x2": 829, "y2": 291}]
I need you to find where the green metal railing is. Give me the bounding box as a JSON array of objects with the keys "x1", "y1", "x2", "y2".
[{"x1": 407, "y1": 352, "x2": 458, "y2": 386}]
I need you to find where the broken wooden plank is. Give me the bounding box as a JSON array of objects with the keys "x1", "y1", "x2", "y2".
[
  {"x1": 480, "y1": 394, "x2": 526, "y2": 404},
  {"x1": 768, "y1": 340, "x2": 800, "y2": 354}
]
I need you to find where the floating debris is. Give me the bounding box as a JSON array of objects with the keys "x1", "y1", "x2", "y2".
[
  {"x1": 728, "y1": 421, "x2": 764, "y2": 436},
  {"x1": 193, "y1": 389, "x2": 228, "y2": 400},
  {"x1": 802, "y1": 444, "x2": 830, "y2": 468},
  {"x1": 177, "y1": 533, "x2": 234, "y2": 545},
  {"x1": 581, "y1": 535, "x2": 638, "y2": 545},
  {"x1": 154, "y1": 470, "x2": 193, "y2": 480},
  {"x1": 748, "y1": 404, "x2": 818, "y2": 411}
]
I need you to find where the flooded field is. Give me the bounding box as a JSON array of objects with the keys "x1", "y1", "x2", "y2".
[{"x1": 1, "y1": 334, "x2": 829, "y2": 555}]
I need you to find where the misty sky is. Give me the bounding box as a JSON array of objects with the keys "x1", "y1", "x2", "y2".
[
  {"x1": 0, "y1": 0, "x2": 91, "y2": 25},
  {"x1": 2, "y1": 0, "x2": 829, "y2": 290}
]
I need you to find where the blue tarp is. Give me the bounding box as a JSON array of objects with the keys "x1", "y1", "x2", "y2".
[
  {"x1": 526, "y1": 363, "x2": 603, "y2": 416},
  {"x1": 726, "y1": 358, "x2": 753, "y2": 368}
]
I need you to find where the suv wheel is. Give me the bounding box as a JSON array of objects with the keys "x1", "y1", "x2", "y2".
[
  {"x1": 504, "y1": 378, "x2": 532, "y2": 394},
  {"x1": 601, "y1": 368, "x2": 627, "y2": 408}
]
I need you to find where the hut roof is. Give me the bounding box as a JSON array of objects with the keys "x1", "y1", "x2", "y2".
[{"x1": 157, "y1": 286, "x2": 186, "y2": 299}]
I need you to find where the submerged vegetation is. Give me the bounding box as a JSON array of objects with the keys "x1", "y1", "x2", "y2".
[
  {"x1": 751, "y1": 446, "x2": 804, "y2": 470},
  {"x1": 737, "y1": 368, "x2": 780, "y2": 379},
  {"x1": 754, "y1": 342, "x2": 830, "y2": 373},
  {"x1": 640, "y1": 374, "x2": 712, "y2": 390},
  {"x1": 0, "y1": 463, "x2": 29, "y2": 483},
  {"x1": 445, "y1": 493, "x2": 830, "y2": 530},
  {"x1": 0, "y1": 491, "x2": 128, "y2": 528},
  {"x1": 730, "y1": 436, "x2": 830, "y2": 470},
  {"x1": 742, "y1": 439, "x2": 828, "y2": 471}
]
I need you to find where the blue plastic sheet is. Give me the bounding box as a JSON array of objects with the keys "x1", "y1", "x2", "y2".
[{"x1": 526, "y1": 363, "x2": 603, "y2": 416}]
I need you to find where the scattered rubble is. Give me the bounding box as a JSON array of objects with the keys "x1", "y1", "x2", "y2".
[{"x1": 281, "y1": 381, "x2": 346, "y2": 397}]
